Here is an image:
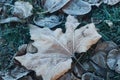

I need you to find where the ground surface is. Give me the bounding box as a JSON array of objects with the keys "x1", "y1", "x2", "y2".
[{"x1": 0, "y1": 0, "x2": 120, "y2": 80}]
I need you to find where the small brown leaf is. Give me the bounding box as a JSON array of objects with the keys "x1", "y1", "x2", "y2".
[
  {"x1": 91, "y1": 51, "x2": 107, "y2": 68},
  {"x1": 34, "y1": 15, "x2": 63, "y2": 28},
  {"x1": 95, "y1": 41, "x2": 118, "y2": 53},
  {"x1": 0, "y1": 17, "x2": 23, "y2": 24}
]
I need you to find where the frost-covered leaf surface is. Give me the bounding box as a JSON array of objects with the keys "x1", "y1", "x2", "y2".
[
  {"x1": 12, "y1": 1, "x2": 33, "y2": 19},
  {"x1": 107, "y1": 49, "x2": 120, "y2": 73},
  {"x1": 43, "y1": 0, "x2": 70, "y2": 13},
  {"x1": 0, "y1": 66, "x2": 30, "y2": 80},
  {"x1": 62, "y1": 0, "x2": 91, "y2": 15},
  {"x1": 15, "y1": 15, "x2": 101, "y2": 80},
  {"x1": 34, "y1": 15, "x2": 63, "y2": 28}
]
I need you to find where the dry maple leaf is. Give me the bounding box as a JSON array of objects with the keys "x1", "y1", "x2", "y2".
[
  {"x1": 12, "y1": 1, "x2": 33, "y2": 19},
  {"x1": 15, "y1": 15, "x2": 101, "y2": 80}
]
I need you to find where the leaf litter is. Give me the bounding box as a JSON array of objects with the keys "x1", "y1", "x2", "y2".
[{"x1": 0, "y1": 0, "x2": 120, "y2": 80}]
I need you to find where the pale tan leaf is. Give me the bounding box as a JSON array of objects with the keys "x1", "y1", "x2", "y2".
[
  {"x1": 62, "y1": 0, "x2": 91, "y2": 15},
  {"x1": 15, "y1": 15, "x2": 101, "y2": 80},
  {"x1": 43, "y1": 0, "x2": 70, "y2": 13},
  {"x1": 12, "y1": 1, "x2": 33, "y2": 19}
]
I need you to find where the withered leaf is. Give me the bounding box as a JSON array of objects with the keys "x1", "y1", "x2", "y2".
[
  {"x1": 103, "y1": 0, "x2": 120, "y2": 5},
  {"x1": 107, "y1": 49, "x2": 120, "y2": 73},
  {"x1": 62, "y1": 0, "x2": 91, "y2": 15},
  {"x1": 82, "y1": 72, "x2": 104, "y2": 80},
  {"x1": 0, "y1": 17, "x2": 23, "y2": 24},
  {"x1": 91, "y1": 51, "x2": 107, "y2": 68},
  {"x1": 83, "y1": 0, "x2": 102, "y2": 6},
  {"x1": 95, "y1": 41, "x2": 118, "y2": 53},
  {"x1": 0, "y1": 66, "x2": 30, "y2": 80},
  {"x1": 34, "y1": 15, "x2": 63, "y2": 28},
  {"x1": 43, "y1": 0, "x2": 70, "y2": 13},
  {"x1": 15, "y1": 15, "x2": 101, "y2": 80},
  {"x1": 12, "y1": 1, "x2": 33, "y2": 19}
]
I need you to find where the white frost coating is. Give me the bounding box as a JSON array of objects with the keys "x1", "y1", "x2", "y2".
[{"x1": 62, "y1": 0, "x2": 91, "y2": 15}]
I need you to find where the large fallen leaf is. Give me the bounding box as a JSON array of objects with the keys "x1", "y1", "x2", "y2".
[
  {"x1": 62, "y1": 0, "x2": 91, "y2": 15},
  {"x1": 12, "y1": 1, "x2": 33, "y2": 19},
  {"x1": 15, "y1": 15, "x2": 101, "y2": 80},
  {"x1": 103, "y1": 0, "x2": 120, "y2": 5},
  {"x1": 43, "y1": 0, "x2": 70, "y2": 13}
]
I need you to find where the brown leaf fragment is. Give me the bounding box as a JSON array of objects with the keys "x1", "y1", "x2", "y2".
[
  {"x1": 95, "y1": 41, "x2": 118, "y2": 53},
  {"x1": 103, "y1": 0, "x2": 120, "y2": 5},
  {"x1": 107, "y1": 49, "x2": 120, "y2": 73},
  {"x1": 62, "y1": 0, "x2": 91, "y2": 15},
  {"x1": 12, "y1": 1, "x2": 33, "y2": 19},
  {"x1": 26, "y1": 43, "x2": 38, "y2": 53},
  {"x1": 43, "y1": 0, "x2": 70, "y2": 13},
  {"x1": 57, "y1": 72, "x2": 71, "y2": 80},
  {"x1": 16, "y1": 44, "x2": 27, "y2": 56},
  {"x1": 91, "y1": 51, "x2": 107, "y2": 68},
  {"x1": 15, "y1": 15, "x2": 101, "y2": 80}
]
